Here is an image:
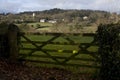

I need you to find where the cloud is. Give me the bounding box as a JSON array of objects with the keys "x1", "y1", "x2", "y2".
[
  {"x1": 0, "y1": 0, "x2": 22, "y2": 13},
  {"x1": 90, "y1": 0, "x2": 120, "y2": 12},
  {"x1": 0, "y1": 0, "x2": 120, "y2": 13}
]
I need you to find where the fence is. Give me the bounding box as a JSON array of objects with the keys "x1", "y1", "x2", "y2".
[{"x1": 19, "y1": 32, "x2": 100, "y2": 73}]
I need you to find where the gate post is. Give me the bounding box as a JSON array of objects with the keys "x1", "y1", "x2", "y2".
[{"x1": 7, "y1": 24, "x2": 19, "y2": 61}]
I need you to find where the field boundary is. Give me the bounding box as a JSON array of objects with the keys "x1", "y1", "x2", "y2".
[{"x1": 19, "y1": 32, "x2": 100, "y2": 71}]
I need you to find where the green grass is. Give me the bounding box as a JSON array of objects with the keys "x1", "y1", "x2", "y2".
[
  {"x1": 19, "y1": 34, "x2": 99, "y2": 74},
  {"x1": 28, "y1": 22, "x2": 53, "y2": 32},
  {"x1": 16, "y1": 22, "x2": 53, "y2": 32},
  {"x1": 22, "y1": 35, "x2": 94, "y2": 42},
  {"x1": 28, "y1": 22, "x2": 53, "y2": 27}
]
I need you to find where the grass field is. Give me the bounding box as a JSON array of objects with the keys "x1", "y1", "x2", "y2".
[
  {"x1": 16, "y1": 22, "x2": 53, "y2": 31},
  {"x1": 19, "y1": 34, "x2": 99, "y2": 74},
  {"x1": 17, "y1": 22, "x2": 97, "y2": 33},
  {"x1": 28, "y1": 22, "x2": 53, "y2": 27}
]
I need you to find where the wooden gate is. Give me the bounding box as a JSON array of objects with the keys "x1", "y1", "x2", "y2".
[{"x1": 19, "y1": 32, "x2": 100, "y2": 73}]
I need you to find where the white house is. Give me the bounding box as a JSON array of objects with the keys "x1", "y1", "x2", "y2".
[
  {"x1": 83, "y1": 16, "x2": 88, "y2": 20},
  {"x1": 40, "y1": 19, "x2": 46, "y2": 22},
  {"x1": 48, "y1": 20, "x2": 57, "y2": 23}
]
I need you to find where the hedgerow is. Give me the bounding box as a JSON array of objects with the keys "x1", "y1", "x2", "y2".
[{"x1": 96, "y1": 23, "x2": 120, "y2": 80}]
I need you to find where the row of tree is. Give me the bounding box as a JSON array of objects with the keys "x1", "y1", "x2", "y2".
[{"x1": 0, "y1": 8, "x2": 120, "y2": 26}]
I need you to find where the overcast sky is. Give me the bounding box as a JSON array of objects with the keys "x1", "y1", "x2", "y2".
[{"x1": 0, "y1": 0, "x2": 120, "y2": 13}]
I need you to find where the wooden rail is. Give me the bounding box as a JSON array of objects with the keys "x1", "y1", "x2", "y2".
[{"x1": 19, "y1": 32, "x2": 100, "y2": 70}]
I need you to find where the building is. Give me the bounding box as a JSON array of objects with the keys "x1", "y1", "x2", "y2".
[
  {"x1": 40, "y1": 19, "x2": 46, "y2": 23},
  {"x1": 48, "y1": 20, "x2": 57, "y2": 23},
  {"x1": 83, "y1": 16, "x2": 88, "y2": 20}
]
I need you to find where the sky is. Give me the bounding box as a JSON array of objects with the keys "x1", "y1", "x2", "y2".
[{"x1": 0, "y1": 0, "x2": 120, "y2": 13}]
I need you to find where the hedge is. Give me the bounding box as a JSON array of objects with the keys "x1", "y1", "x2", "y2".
[{"x1": 96, "y1": 23, "x2": 120, "y2": 80}]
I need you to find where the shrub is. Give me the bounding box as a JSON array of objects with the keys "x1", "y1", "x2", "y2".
[
  {"x1": 19, "y1": 23, "x2": 30, "y2": 32},
  {"x1": 96, "y1": 23, "x2": 120, "y2": 80}
]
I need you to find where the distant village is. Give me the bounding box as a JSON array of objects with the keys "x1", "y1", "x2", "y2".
[
  {"x1": 39, "y1": 15, "x2": 88, "y2": 23},
  {"x1": 40, "y1": 19, "x2": 57, "y2": 23},
  {"x1": 0, "y1": 8, "x2": 120, "y2": 26}
]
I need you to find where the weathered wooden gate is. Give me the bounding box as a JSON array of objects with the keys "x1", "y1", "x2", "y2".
[{"x1": 19, "y1": 32, "x2": 100, "y2": 73}]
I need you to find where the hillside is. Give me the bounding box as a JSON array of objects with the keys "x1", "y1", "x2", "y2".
[
  {"x1": 0, "y1": 8, "x2": 120, "y2": 33},
  {"x1": 0, "y1": 8, "x2": 119, "y2": 24},
  {"x1": 18, "y1": 8, "x2": 115, "y2": 24}
]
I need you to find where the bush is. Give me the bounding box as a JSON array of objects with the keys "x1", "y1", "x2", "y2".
[
  {"x1": 35, "y1": 24, "x2": 41, "y2": 29},
  {"x1": 19, "y1": 23, "x2": 30, "y2": 32},
  {"x1": 96, "y1": 23, "x2": 120, "y2": 80}
]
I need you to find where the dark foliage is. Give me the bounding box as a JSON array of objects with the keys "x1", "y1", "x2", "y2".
[{"x1": 96, "y1": 23, "x2": 120, "y2": 80}]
